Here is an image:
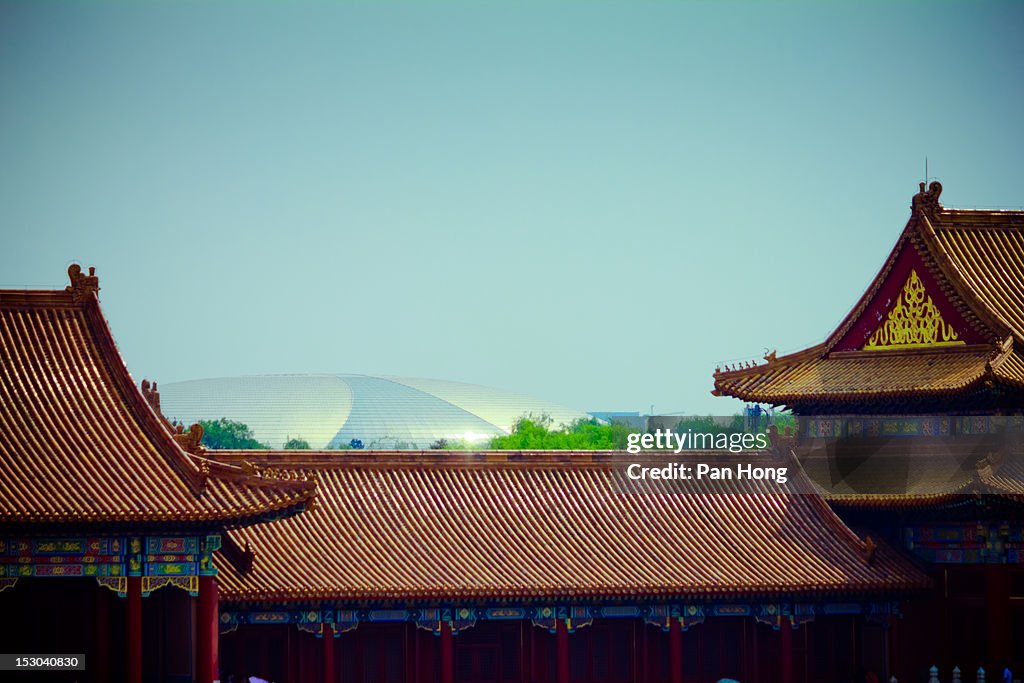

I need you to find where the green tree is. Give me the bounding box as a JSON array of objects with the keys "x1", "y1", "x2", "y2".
[
  {"x1": 487, "y1": 414, "x2": 630, "y2": 450},
  {"x1": 198, "y1": 418, "x2": 269, "y2": 450},
  {"x1": 283, "y1": 436, "x2": 311, "y2": 449}
]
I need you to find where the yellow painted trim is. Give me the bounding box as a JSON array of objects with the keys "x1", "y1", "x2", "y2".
[{"x1": 864, "y1": 340, "x2": 966, "y2": 350}]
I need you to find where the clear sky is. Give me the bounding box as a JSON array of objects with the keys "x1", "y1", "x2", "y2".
[{"x1": 2, "y1": 1, "x2": 1022, "y2": 415}]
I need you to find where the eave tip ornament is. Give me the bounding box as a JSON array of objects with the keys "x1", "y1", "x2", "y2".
[
  {"x1": 173, "y1": 422, "x2": 206, "y2": 456},
  {"x1": 911, "y1": 180, "x2": 942, "y2": 216},
  {"x1": 65, "y1": 264, "x2": 100, "y2": 302}
]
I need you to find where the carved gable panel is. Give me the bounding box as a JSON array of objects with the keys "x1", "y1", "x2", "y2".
[{"x1": 832, "y1": 238, "x2": 988, "y2": 352}]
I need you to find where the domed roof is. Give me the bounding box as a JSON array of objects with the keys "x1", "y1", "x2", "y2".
[{"x1": 158, "y1": 374, "x2": 590, "y2": 449}]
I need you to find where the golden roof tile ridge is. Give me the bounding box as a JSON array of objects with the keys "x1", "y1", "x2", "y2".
[
  {"x1": 76, "y1": 284, "x2": 208, "y2": 495},
  {"x1": 772, "y1": 443, "x2": 882, "y2": 563},
  {"x1": 209, "y1": 449, "x2": 628, "y2": 469},
  {"x1": 80, "y1": 276, "x2": 317, "y2": 518},
  {"x1": 916, "y1": 214, "x2": 1017, "y2": 343},
  {"x1": 0, "y1": 265, "x2": 318, "y2": 526}
]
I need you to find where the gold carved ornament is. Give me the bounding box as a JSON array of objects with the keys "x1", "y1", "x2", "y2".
[{"x1": 864, "y1": 269, "x2": 965, "y2": 350}]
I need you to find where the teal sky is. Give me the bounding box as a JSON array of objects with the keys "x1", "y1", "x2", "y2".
[{"x1": 2, "y1": 2, "x2": 1022, "y2": 415}]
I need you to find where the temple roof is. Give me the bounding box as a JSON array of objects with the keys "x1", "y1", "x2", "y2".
[
  {"x1": 0, "y1": 266, "x2": 317, "y2": 527},
  {"x1": 713, "y1": 184, "x2": 1024, "y2": 407},
  {"x1": 212, "y1": 449, "x2": 929, "y2": 604}
]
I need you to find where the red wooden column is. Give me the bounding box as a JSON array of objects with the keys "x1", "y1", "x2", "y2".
[
  {"x1": 126, "y1": 576, "x2": 142, "y2": 683},
  {"x1": 94, "y1": 584, "x2": 110, "y2": 683},
  {"x1": 780, "y1": 620, "x2": 794, "y2": 683},
  {"x1": 986, "y1": 564, "x2": 1010, "y2": 671},
  {"x1": 301, "y1": 630, "x2": 315, "y2": 683},
  {"x1": 440, "y1": 620, "x2": 454, "y2": 683},
  {"x1": 556, "y1": 619, "x2": 570, "y2": 683},
  {"x1": 887, "y1": 613, "x2": 899, "y2": 681},
  {"x1": 197, "y1": 575, "x2": 219, "y2": 683},
  {"x1": 528, "y1": 619, "x2": 538, "y2": 683},
  {"x1": 322, "y1": 624, "x2": 335, "y2": 683},
  {"x1": 408, "y1": 622, "x2": 418, "y2": 683},
  {"x1": 287, "y1": 626, "x2": 299, "y2": 683},
  {"x1": 669, "y1": 618, "x2": 683, "y2": 683},
  {"x1": 521, "y1": 620, "x2": 532, "y2": 683},
  {"x1": 750, "y1": 621, "x2": 760, "y2": 683}
]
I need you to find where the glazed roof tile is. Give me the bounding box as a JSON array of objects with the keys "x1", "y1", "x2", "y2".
[
  {"x1": 713, "y1": 345, "x2": 1011, "y2": 404},
  {"x1": 931, "y1": 209, "x2": 1024, "y2": 341},
  {"x1": 212, "y1": 450, "x2": 929, "y2": 604},
  {"x1": 0, "y1": 268, "x2": 317, "y2": 526}
]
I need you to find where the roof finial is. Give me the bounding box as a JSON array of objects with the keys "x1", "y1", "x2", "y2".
[
  {"x1": 911, "y1": 180, "x2": 942, "y2": 216},
  {"x1": 65, "y1": 264, "x2": 100, "y2": 302}
]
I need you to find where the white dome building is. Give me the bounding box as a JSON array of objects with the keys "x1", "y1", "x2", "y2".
[{"x1": 158, "y1": 374, "x2": 591, "y2": 449}]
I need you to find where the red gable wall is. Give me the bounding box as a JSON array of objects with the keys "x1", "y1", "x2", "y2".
[{"x1": 832, "y1": 238, "x2": 988, "y2": 352}]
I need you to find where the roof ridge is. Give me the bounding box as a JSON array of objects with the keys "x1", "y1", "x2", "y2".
[
  {"x1": 916, "y1": 213, "x2": 1016, "y2": 343},
  {"x1": 79, "y1": 290, "x2": 208, "y2": 495},
  {"x1": 66, "y1": 267, "x2": 320, "y2": 505},
  {"x1": 713, "y1": 343, "x2": 826, "y2": 381},
  {"x1": 818, "y1": 215, "x2": 918, "y2": 355},
  {"x1": 786, "y1": 448, "x2": 881, "y2": 561},
  {"x1": 0, "y1": 265, "x2": 318, "y2": 526}
]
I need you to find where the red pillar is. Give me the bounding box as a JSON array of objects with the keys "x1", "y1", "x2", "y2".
[
  {"x1": 287, "y1": 625, "x2": 299, "y2": 683},
  {"x1": 941, "y1": 568, "x2": 952, "y2": 671},
  {"x1": 322, "y1": 624, "x2": 335, "y2": 683},
  {"x1": 780, "y1": 620, "x2": 794, "y2": 683},
  {"x1": 301, "y1": 630, "x2": 314, "y2": 683},
  {"x1": 94, "y1": 584, "x2": 110, "y2": 683},
  {"x1": 440, "y1": 620, "x2": 453, "y2": 683},
  {"x1": 669, "y1": 618, "x2": 683, "y2": 683},
  {"x1": 986, "y1": 564, "x2": 1009, "y2": 671},
  {"x1": 126, "y1": 576, "x2": 142, "y2": 683},
  {"x1": 409, "y1": 622, "x2": 418, "y2": 683},
  {"x1": 639, "y1": 620, "x2": 648, "y2": 682},
  {"x1": 197, "y1": 576, "x2": 219, "y2": 683},
  {"x1": 887, "y1": 613, "x2": 898, "y2": 681},
  {"x1": 750, "y1": 621, "x2": 760, "y2": 683},
  {"x1": 528, "y1": 619, "x2": 537, "y2": 683},
  {"x1": 556, "y1": 619, "x2": 569, "y2": 683},
  {"x1": 521, "y1": 620, "x2": 531, "y2": 683}
]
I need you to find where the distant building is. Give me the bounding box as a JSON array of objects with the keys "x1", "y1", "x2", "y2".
[{"x1": 160, "y1": 374, "x2": 591, "y2": 449}]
